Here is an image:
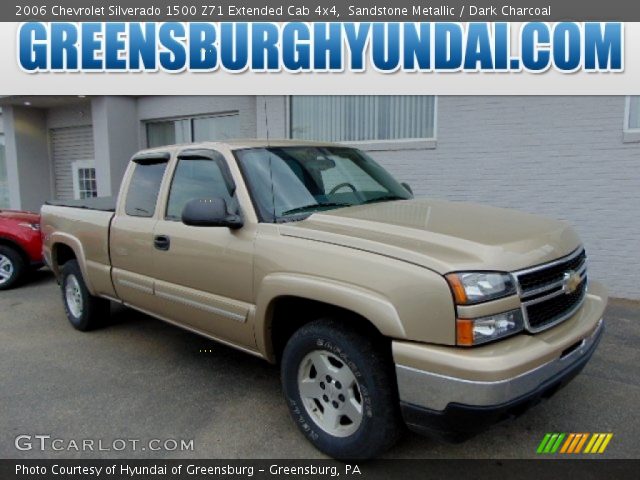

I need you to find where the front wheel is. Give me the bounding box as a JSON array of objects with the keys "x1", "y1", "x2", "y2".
[
  {"x1": 281, "y1": 319, "x2": 402, "y2": 459},
  {"x1": 60, "y1": 260, "x2": 109, "y2": 331}
]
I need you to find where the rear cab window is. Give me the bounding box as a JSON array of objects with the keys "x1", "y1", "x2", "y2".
[{"x1": 124, "y1": 153, "x2": 170, "y2": 217}]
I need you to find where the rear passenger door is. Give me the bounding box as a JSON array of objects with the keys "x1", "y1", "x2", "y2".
[
  {"x1": 151, "y1": 149, "x2": 256, "y2": 348},
  {"x1": 110, "y1": 153, "x2": 169, "y2": 313}
]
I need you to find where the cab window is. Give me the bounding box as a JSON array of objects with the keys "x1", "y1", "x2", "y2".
[
  {"x1": 166, "y1": 151, "x2": 235, "y2": 221},
  {"x1": 125, "y1": 158, "x2": 169, "y2": 217}
]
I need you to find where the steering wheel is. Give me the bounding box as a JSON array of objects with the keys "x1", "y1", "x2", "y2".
[{"x1": 329, "y1": 182, "x2": 357, "y2": 195}]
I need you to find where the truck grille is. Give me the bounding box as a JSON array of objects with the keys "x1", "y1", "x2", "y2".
[{"x1": 514, "y1": 248, "x2": 588, "y2": 332}]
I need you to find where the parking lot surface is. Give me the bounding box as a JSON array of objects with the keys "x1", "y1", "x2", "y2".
[{"x1": 1, "y1": 273, "x2": 639, "y2": 459}]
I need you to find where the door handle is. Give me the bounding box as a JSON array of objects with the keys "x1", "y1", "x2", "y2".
[{"x1": 154, "y1": 235, "x2": 171, "y2": 251}]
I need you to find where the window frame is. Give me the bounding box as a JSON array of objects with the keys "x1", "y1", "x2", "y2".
[
  {"x1": 71, "y1": 159, "x2": 97, "y2": 200},
  {"x1": 287, "y1": 96, "x2": 438, "y2": 152},
  {"x1": 623, "y1": 96, "x2": 640, "y2": 143},
  {"x1": 145, "y1": 111, "x2": 241, "y2": 148}
]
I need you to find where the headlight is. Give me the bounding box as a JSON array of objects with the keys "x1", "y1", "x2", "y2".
[
  {"x1": 456, "y1": 309, "x2": 524, "y2": 346},
  {"x1": 445, "y1": 271, "x2": 516, "y2": 305}
]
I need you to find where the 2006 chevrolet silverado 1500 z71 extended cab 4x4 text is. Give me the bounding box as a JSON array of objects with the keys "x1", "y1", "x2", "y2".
[{"x1": 41, "y1": 140, "x2": 607, "y2": 459}]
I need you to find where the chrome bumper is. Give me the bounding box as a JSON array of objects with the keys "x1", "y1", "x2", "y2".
[{"x1": 396, "y1": 318, "x2": 603, "y2": 412}]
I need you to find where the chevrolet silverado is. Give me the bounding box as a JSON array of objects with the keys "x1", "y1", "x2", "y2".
[{"x1": 40, "y1": 140, "x2": 607, "y2": 459}]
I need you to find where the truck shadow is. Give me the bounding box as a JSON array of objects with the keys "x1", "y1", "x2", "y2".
[
  {"x1": 104, "y1": 302, "x2": 274, "y2": 373},
  {"x1": 6, "y1": 278, "x2": 632, "y2": 458},
  {"x1": 26, "y1": 268, "x2": 55, "y2": 287},
  {"x1": 97, "y1": 303, "x2": 448, "y2": 457},
  {"x1": 86, "y1": 301, "x2": 570, "y2": 458}
]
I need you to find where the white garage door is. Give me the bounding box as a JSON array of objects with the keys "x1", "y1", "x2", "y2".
[{"x1": 50, "y1": 126, "x2": 95, "y2": 200}]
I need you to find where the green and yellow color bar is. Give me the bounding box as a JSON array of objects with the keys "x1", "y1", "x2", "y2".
[{"x1": 537, "y1": 433, "x2": 613, "y2": 454}]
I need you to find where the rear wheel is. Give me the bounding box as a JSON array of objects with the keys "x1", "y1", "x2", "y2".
[
  {"x1": 0, "y1": 246, "x2": 25, "y2": 290},
  {"x1": 60, "y1": 260, "x2": 109, "y2": 331},
  {"x1": 281, "y1": 319, "x2": 403, "y2": 459}
]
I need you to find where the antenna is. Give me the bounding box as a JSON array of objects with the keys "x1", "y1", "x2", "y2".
[
  {"x1": 268, "y1": 150, "x2": 276, "y2": 222},
  {"x1": 263, "y1": 96, "x2": 276, "y2": 220},
  {"x1": 263, "y1": 96, "x2": 270, "y2": 145}
]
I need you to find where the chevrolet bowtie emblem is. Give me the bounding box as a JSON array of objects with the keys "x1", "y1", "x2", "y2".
[{"x1": 562, "y1": 270, "x2": 582, "y2": 294}]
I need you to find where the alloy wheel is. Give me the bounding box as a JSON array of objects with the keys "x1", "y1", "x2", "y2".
[
  {"x1": 65, "y1": 274, "x2": 84, "y2": 318},
  {"x1": 0, "y1": 254, "x2": 14, "y2": 285},
  {"x1": 297, "y1": 350, "x2": 364, "y2": 437}
]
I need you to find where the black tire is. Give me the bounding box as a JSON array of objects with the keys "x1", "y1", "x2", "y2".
[
  {"x1": 60, "y1": 260, "x2": 109, "y2": 331},
  {"x1": 0, "y1": 245, "x2": 25, "y2": 291},
  {"x1": 281, "y1": 319, "x2": 403, "y2": 459}
]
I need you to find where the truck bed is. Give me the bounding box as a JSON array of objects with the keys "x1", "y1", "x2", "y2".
[
  {"x1": 41, "y1": 202, "x2": 117, "y2": 298},
  {"x1": 45, "y1": 196, "x2": 116, "y2": 212}
]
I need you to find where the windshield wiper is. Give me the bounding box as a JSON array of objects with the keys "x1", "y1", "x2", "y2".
[
  {"x1": 281, "y1": 202, "x2": 351, "y2": 216},
  {"x1": 361, "y1": 195, "x2": 404, "y2": 204}
]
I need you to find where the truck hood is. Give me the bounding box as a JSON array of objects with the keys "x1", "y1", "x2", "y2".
[{"x1": 278, "y1": 199, "x2": 581, "y2": 273}]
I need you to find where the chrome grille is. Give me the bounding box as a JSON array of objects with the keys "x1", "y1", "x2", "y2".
[{"x1": 514, "y1": 248, "x2": 588, "y2": 332}]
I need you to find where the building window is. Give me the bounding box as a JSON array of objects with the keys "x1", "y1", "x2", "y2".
[
  {"x1": 146, "y1": 113, "x2": 240, "y2": 148},
  {"x1": 290, "y1": 96, "x2": 436, "y2": 143},
  {"x1": 0, "y1": 133, "x2": 10, "y2": 208},
  {"x1": 71, "y1": 160, "x2": 98, "y2": 200},
  {"x1": 624, "y1": 96, "x2": 640, "y2": 143},
  {"x1": 626, "y1": 96, "x2": 640, "y2": 131}
]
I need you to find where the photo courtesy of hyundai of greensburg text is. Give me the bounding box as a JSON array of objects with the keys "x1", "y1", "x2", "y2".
[{"x1": 0, "y1": 1, "x2": 638, "y2": 479}]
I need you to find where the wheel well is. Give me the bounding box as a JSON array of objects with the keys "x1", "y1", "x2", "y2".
[
  {"x1": 269, "y1": 296, "x2": 387, "y2": 364},
  {"x1": 0, "y1": 238, "x2": 29, "y2": 264},
  {"x1": 52, "y1": 243, "x2": 77, "y2": 270}
]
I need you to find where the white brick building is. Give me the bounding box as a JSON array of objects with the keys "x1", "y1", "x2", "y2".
[{"x1": 0, "y1": 95, "x2": 638, "y2": 299}]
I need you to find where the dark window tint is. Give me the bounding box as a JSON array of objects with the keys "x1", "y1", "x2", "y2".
[
  {"x1": 125, "y1": 160, "x2": 168, "y2": 217},
  {"x1": 166, "y1": 156, "x2": 234, "y2": 220}
]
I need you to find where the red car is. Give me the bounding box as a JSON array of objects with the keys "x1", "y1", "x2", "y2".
[{"x1": 0, "y1": 209, "x2": 44, "y2": 290}]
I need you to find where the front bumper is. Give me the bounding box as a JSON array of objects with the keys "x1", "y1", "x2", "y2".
[{"x1": 393, "y1": 280, "x2": 607, "y2": 440}]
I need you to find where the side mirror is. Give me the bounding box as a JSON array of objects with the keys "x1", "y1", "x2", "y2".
[
  {"x1": 181, "y1": 198, "x2": 243, "y2": 229},
  {"x1": 401, "y1": 182, "x2": 413, "y2": 195}
]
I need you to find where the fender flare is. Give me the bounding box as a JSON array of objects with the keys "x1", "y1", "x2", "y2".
[
  {"x1": 49, "y1": 233, "x2": 97, "y2": 295},
  {"x1": 254, "y1": 272, "x2": 406, "y2": 361}
]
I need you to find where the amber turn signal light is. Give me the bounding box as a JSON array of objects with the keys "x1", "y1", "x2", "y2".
[
  {"x1": 456, "y1": 318, "x2": 474, "y2": 346},
  {"x1": 446, "y1": 273, "x2": 468, "y2": 305}
]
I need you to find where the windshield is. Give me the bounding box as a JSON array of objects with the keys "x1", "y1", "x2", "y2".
[{"x1": 235, "y1": 146, "x2": 412, "y2": 222}]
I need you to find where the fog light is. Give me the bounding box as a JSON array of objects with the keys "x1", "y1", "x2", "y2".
[{"x1": 456, "y1": 309, "x2": 524, "y2": 346}]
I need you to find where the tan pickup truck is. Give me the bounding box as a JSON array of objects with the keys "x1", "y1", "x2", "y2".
[{"x1": 41, "y1": 140, "x2": 607, "y2": 459}]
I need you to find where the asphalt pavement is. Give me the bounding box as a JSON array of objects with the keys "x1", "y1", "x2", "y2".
[{"x1": 1, "y1": 272, "x2": 638, "y2": 459}]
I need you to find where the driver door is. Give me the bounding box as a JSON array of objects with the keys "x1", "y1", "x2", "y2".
[{"x1": 151, "y1": 149, "x2": 256, "y2": 348}]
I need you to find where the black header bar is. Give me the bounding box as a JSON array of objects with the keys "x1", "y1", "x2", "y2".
[
  {"x1": 5, "y1": 0, "x2": 640, "y2": 22},
  {"x1": 3, "y1": 459, "x2": 640, "y2": 480}
]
